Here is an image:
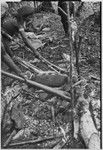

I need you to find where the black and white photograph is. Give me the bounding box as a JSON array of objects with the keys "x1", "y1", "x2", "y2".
[{"x1": 1, "y1": 0, "x2": 102, "y2": 149}]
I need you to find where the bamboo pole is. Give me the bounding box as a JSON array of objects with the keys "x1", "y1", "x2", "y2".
[{"x1": 66, "y1": 1, "x2": 74, "y2": 137}]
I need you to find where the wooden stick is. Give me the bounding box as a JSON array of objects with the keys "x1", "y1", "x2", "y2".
[
  {"x1": 66, "y1": 1, "x2": 74, "y2": 138},
  {"x1": 89, "y1": 75, "x2": 100, "y2": 81},
  {"x1": 9, "y1": 135, "x2": 63, "y2": 147},
  {"x1": 53, "y1": 138, "x2": 66, "y2": 149},
  {"x1": 3, "y1": 130, "x2": 17, "y2": 148},
  {"x1": 72, "y1": 79, "x2": 86, "y2": 88},
  {"x1": 1, "y1": 30, "x2": 13, "y2": 41},
  {"x1": 1, "y1": 70, "x2": 71, "y2": 101},
  {"x1": 15, "y1": 56, "x2": 62, "y2": 75},
  {"x1": 58, "y1": 6, "x2": 68, "y2": 16},
  {"x1": 15, "y1": 56, "x2": 41, "y2": 74}
]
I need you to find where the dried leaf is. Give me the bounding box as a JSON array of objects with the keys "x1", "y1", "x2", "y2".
[
  {"x1": 63, "y1": 53, "x2": 70, "y2": 62},
  {"x1": 50, "y1": 45, "x2": 59, "y2": 50},
  {"x1": 42, "y1": 27, "x2": 50, "y2": 31},
  {"x1": 25, "y1": 32, "x2": 37, "y2": 39},
  {"x1": 29, "y1": 39, "x2": 44, "y2": 49}
]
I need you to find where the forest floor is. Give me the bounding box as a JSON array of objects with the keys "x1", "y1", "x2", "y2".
[{"x1": 1, "y1": 11, "x2": 101, "y2": 149}]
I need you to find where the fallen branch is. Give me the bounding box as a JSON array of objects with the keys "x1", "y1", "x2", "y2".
[
  {"x1": 58, "y1": 6, "x2": 68, "y2": 17},
  {"x1": 64, "y1": 79, "x2": 86, "y2": 93},
  {"x1": 19, "y1": 27, "x2": 67, "y2": 74},
  {"x1": 5, "y1": 56, "x2": 68, "y2": 87},
  {"x1": 46, "y1": 139, "x2": 62, "y2": 148},
  {"x1": 1, "y1": 30, "x2": 13, "y2": 41},
  {"x1": 89, "y1": 75, "x2": 100, "y2": 81},
  {"x1": 3, "y1": 130, "x2": 17, "y2": 148},
  {"x1": 53, "y1": 138, "x2": 66, "y2": 149},
  {"x1": 15, "y1": 56, "x2": 42, "y2": 74},
  {"x1": 15, "y1": 56, "x2": 52, "y2": 74},
  {"x1": 72, "y1": 79, "x2": 86, "y2": 88},
  {"x1": 9, "y1": 135, "x2": 63, "y2": 147},
  {"x1": 15, "y1": 56, "x2": 60, "y2": 74},
  {"x1": 1, "y1": 70, "x2": 71, "y2": 101}
]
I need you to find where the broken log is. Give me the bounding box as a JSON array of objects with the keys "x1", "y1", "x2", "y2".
[
  {"x1": 79, "y1": 101, "x2": 100, "y2": 149},
  {"x1": 1, "y1": 70, "x2": 71, "y2": 101}
]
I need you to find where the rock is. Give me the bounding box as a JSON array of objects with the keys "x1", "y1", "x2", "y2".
[
  {"x1": 11, "y1": 103, "x2": 26, "y2": 129},
  {"x1": 32, "y1": 73, "x2": 68, "y2": 87},
  {"x1": 39, "y1": 92, "x2": 48, "y2": 100},
  {"x1": 1, "y1": 2, "x2": 8, "y2": 15},
  {"x1": 17, "y1": 6, "x2": 34, "y2": 18}
]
